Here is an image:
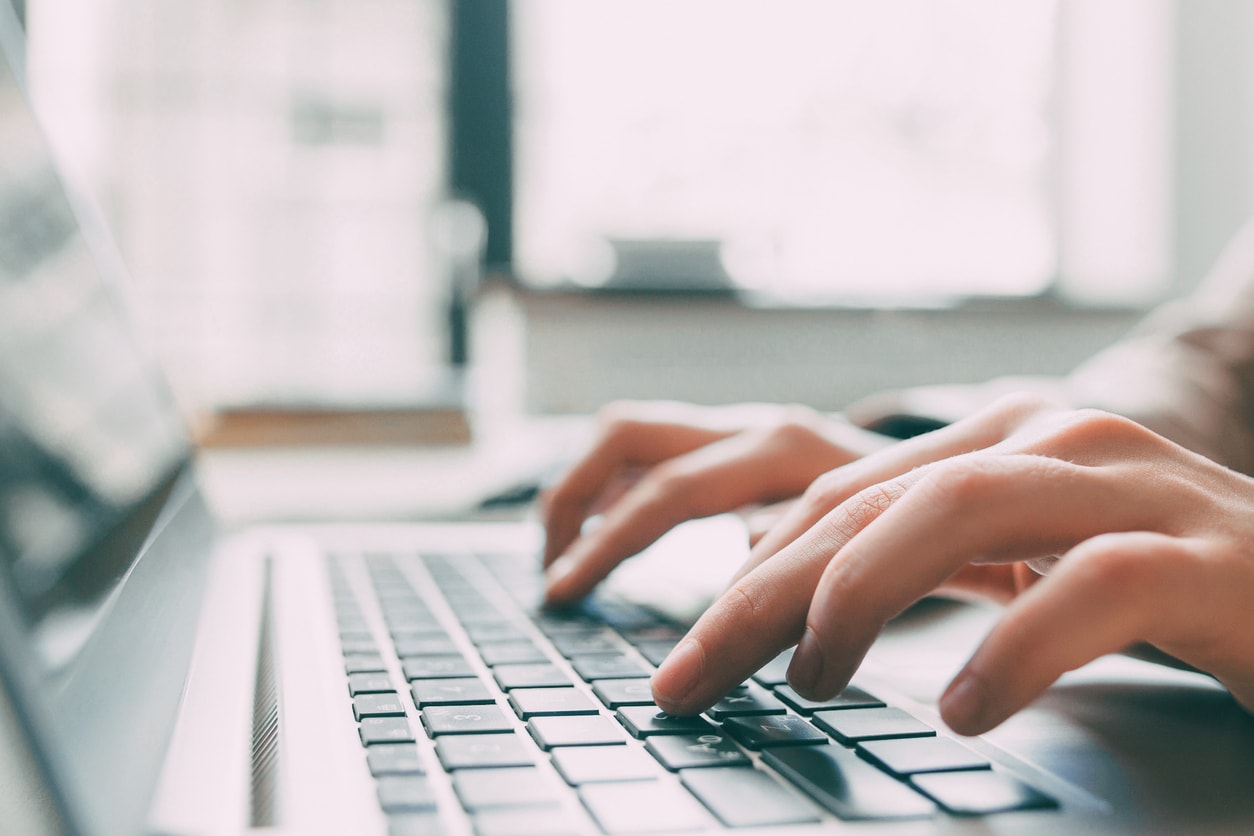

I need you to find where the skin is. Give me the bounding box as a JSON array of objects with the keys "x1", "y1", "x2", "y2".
[{"x1": 541, "y1": 396, "x2": 1254, "y2": 735}]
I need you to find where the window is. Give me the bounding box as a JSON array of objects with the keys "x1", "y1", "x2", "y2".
[{"x1": 513, "y1": 1, "x2": 1174, "y2": 305}]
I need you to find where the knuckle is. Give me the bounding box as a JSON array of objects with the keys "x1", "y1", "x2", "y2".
[
  {"x1": 917, "y1": 456, "x2": 1004, "y2": 508},
  {"x1": 802, "y1": 469, "x2": 852, "y2": 509},
  {"x1": 826, "y1": 479, "x2": 910, "y2": 540},
  {"x1": 1050, "y1": 409, "x2": 1160, "y2": 451}
]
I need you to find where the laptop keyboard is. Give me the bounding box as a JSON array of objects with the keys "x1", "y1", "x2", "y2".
[{"x1": 327, "y1": 550, "x2": 1059, "y2": 834}]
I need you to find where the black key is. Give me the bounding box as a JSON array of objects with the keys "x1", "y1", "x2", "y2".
[
  {"x1": 706, "y1": 682, "x2": 787, "y2": 720},
  {"x1": 420, "y1": 704, "x2": 513, "y2": 736},
  {"x1": 340, "y1": 639, "x2": 379, "y2": 655},
  {"x1": 645, "y1": 733, "x2": 750, "y2": 770},
  {"x1": 473, "y1": 806, "x2": 583, "y2": 836},
  {"x1": 910, "y1": 770, "x2": 1058, "y2": 815},
  {"x1": 410, "y1": 677, "x2": 495, "y2": 707},
  {"x1": 774, "y1": 684, "x2": 884, "y2": 714},
  {"x1": 812, "y1": 706, "x2": 934, "y2": 745},
  {"x1": 617, "y1": 706, "x2": 715, "y2": 738},
  {"x1": 435, "y1": 732, "x2": 534, "y2": 770},
  {"x1": 376, "y1": 775, "x2": 437, "y2": 813},
  {"x1": 348, "y1": 673, "x2": 395, "y2": 696},
  {"x1": 366, "y1": 744, "x2": 424, "y2": 776},
  {"x1": 751, "y1": 648, "x2": 795, "y2": 687},
  {"x1": 493, "y1": 663, "x2": 570, "y2": 690},
  {"x1": 528, "y1": 714, "x2": 626, "y2": 749},
  {"x1": 353, "y1": 693, "x2": 407, "y2": 720},
  {"x1": 551, "y1": 632, "x2": 619, "y2": 657},
  {"x1": 721, "y1": 714, "x2": 828, "y2": 750},
  {"x1": 479, "y1": 641, "x2": 548, "y2": 666},
  {"x1": 465, "y1": 622, "x2": 529, "y2": 644},
  {"x1": 579, "y1": 782, "x2": 713, "y2": 834},
  {"x1": 452, "y1": 766, "x2": 559, "y2": 811},
  {"x1": 591, "y1": 678, "x2": 655, "y2": 709},
  {"x1": 570, "y1": 654, "x2": 651, "y2": 681},
  {"x1": 402, "y1": 655, "x2": 474, "y2": 680},
  {"x1": 632, "y1": 639, "x2": 679, "y2": 666},
  {"x1": 858, "y1": 737, "x2": 990, "y2": 776},
  {"x1": 508, "y1": 687, "x2": 599, "y2": 719},
  {"x1": 359, "y1": 716, "x2": 416, "y2": 746},
  {"x1": 682, "y1": 766, "x2": 821, "y2": 827},
  {"x1": 763, "y1": 745, "x2": 936, "y2": 820},
  {"x1": 344, "y1": 654, "x2": 387, "y2": 674},
  {"x1": 551, "y1": 745, "x2": 658, "y2": 785},
  {"x1": 393, "y1": 636, "x2": 459, "y2": 657}
]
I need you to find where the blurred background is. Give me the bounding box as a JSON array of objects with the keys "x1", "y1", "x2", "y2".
[{"x1": 14, "y1": 0, "x2": 1254, "y2": 418}]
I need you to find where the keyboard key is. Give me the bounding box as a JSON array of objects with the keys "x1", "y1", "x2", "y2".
[
  {"x1": 706, "y1": 682, "x2": 787, "y2": 720},
  {"x1": 763, "y1": 745, "x2": 936, "y2": 820},
  {"x1": 359, "y1": 717, "x2": 416, "y2": 746},
  {"x1": 411, "y1": 677, "x2": 495, "y2": 707},
  {"x1": 420, "y1": 704, "x2": 514, "y2": 736},
  {"x1": 645, "y1": 733, "x2": 750, "y2": 770},
  {"x1": 617, "y1": 706, "x2": 715, "y2": 738},
  {"x1": 910, "y1": 770, "x2": 1058, "y2": 815},
  {"x1": 681, "y1": 766, "x2": 821, "y2": 827},
  {"x1": 528, "y1": 715, "x2": 626, "y2": 749},
  {"x1": 452, "y1": 766, "x2": 560, "y2": 810},
  {"x1": 465, "y1": 622, "x2": 529, "y2": 644},
  {"x1": 340, "y1": 639, "x2": 379, "y2": 655},
  {"x1": 751, "y1": 648, "x2": 795, "y2": 686},
  {"x1": 580, "y1": 781, "x2": 713, "y2": 834},
  {"x1": 493, "y1": 663, "x2": 571, "y2": 690},
  {"x1": 508, "y1": 687, "x2": 599, "y2": 719},
  {"x1": 353, "y1": 693, "x2": 407, "y2": 720},
  {"x1": 393, "y1": 636, "x2": 459, "y2": 657},
  {"x1": 591, "y1": 678, "x2": 655, "y2": 709},
  {"x1": 550, "y1": 632, "x2": 620, "y2": 657},
  {"x1": 551, "y1": 745, "x2": 659, "y2": 785},
  {"x1": 721, "y1": 714, "x2": 828, "y2": 750},
  {"x1": 344, "y1": 654, "x2": 387, "y2": 674},
  {"x1": 811, "y1": 706, "x2": 935, "y2": 745},
  {"x1": 473, "y1": 806, "x2": 583, "y2": 836},
  {"x1": 479, "y1": 640, "x2": 549, "y2": 666},
  {"x1": 570, "y1": 654, "x2": 652, "y2": 681},
  {"x1": 631, "y1": 639, "x2": 679, "y2": 667},
  {"x1": 435, "y1": 733, "x2": 534, "y2": 770},
  {"x1": 376, "y1": 775, "x2": 437, "y2": 813},
  {"x1": 402, "y1": 656, "x2": 475, "y2": 680},
  {"x1": 774, "y1": 684, "x2": 884, "y2": 714},
  {"x1": 348, "y1": 673, "x2": 396, "y2": 696},
  {"x1": 366, "y1": 744, "x2": 424, "y2": 776},
  {"x1": 858, "y1": 736, "x2": 990, "y2": 776}
]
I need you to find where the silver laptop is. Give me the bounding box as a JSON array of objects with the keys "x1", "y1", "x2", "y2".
[{"x1": 3, "y1": 6, "x2": 1254, "y2": 834}]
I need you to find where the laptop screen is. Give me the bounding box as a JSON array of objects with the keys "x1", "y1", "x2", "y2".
[{"x1": 0, "y1": 20, "x2": 189, "y2": 669}]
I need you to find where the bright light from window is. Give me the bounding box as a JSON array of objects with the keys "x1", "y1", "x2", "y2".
[{"x1": 515, "y1": 0, "x2": 1058, "y2": 300}]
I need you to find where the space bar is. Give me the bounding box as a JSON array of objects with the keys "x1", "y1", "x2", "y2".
[{"x1": 763, "y1": 745, "x2": 937, "y2": 820}]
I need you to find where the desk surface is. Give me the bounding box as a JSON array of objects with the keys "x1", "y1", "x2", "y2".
[{"x1": 195, "y1": 414, "x2": 588, "y2": 525}]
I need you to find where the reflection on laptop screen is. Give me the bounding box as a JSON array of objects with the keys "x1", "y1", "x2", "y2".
[{"x1": 0, "y1": 29, "x2": 188, "y2": 668}]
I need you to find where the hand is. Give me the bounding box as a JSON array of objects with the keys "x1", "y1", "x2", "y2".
[
  {"x1": 650, "y1": 395, "x2": 1254, "y2": 736},
  {"x1": 541, "y1": 400, "x2": 894, "y2": 604}
]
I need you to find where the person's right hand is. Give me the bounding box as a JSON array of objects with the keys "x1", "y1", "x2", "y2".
[{"x1": 541, "y1": 401, "x2": 895, "y2": 605}]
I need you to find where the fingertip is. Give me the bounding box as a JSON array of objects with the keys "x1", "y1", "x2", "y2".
[
  {"x1": 651, "y1": 639, "x2": 705, "y2": 715},
  {"x1": 939, "y1": 671, "x2": 1001, "y2": 736}
]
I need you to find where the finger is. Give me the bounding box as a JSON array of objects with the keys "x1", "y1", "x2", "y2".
[
  {"x1": 939, "y1": 532, "x2": 1198, "y2": 735},
  {"x1": 745, "y1": 500, "x2": 795, "y2": 546},
  {"x1": 789, "y1": 454, "x2": 1154, "y2": 701},
  {"x1": 650, "y1": 463, "x2": 937, "y2": 714},
  {"x1": 542, "y1": 410, "x2": 733, "y2": 565},
  {"x1": 728, "y1": 394, "x2": 1061, "y2": 587},
  {"x1": 544, "y1": 424, "x2": 851, "y2": 605}
]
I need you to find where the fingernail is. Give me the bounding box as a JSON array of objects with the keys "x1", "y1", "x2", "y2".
[
  {"x1": 787, "y1": 629, "x2": 824, "y2": 698},
  {"x1": 652, "y1": 639, "x2": 703, "y2": 711},
  {"x1": 940, "y1": 672, "x2": 988, "y2": 735},
  {"x1": 543, "y1": 556, "x2": 576, "y2": 601}
]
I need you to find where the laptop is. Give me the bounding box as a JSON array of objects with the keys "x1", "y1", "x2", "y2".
[{"x1": 3, "y1": 6, "x2": 1254, "y2": 834}]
